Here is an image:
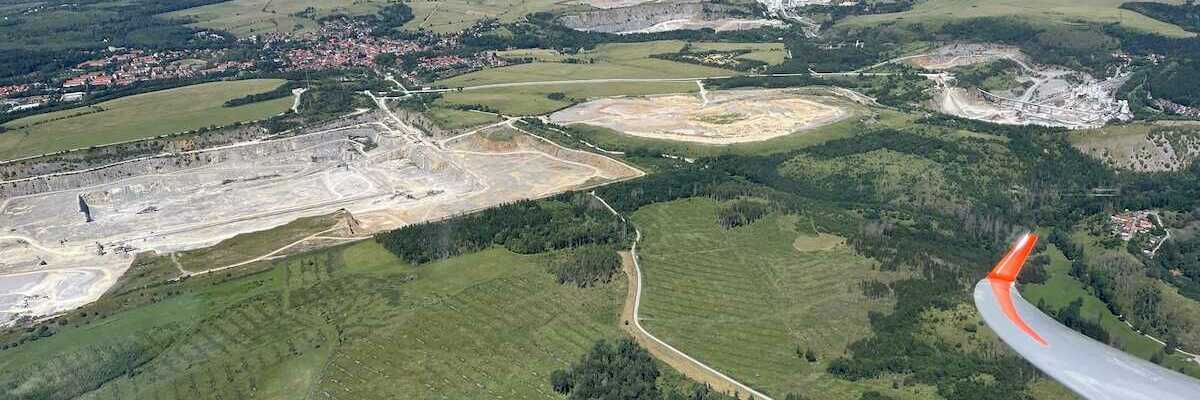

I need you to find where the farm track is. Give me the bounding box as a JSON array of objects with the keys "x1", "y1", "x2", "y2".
[{"x1": 593, "y1": 193, "x2": 772, "y2": 400}]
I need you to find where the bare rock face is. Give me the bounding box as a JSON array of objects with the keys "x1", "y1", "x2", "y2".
[{"x1": 559, "y1": 1, "x2": 755, "y2": 33}]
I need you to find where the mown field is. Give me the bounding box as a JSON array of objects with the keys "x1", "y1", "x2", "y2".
[
  {"x1": 165, "y1": 0, "x2": 387, "y2": 37},
  {"x1": 842, "y1": 0, "x2": 1194, "y2": 38},
  {"x1": 629, "y1": 198, "x2": 928, "y2": 399},
  {"x1": 0, "y1": 241, "x2": 626, "y2": 399},
  {"x1": 0, "y1": 79, "x2": 290, "y2": 161}
]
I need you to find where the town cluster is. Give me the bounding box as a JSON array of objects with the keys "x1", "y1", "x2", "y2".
[
  {"x1": 1110, "y1": 210, "x2": 1169, "y2": 257},
  {"x1": 2, "y1": 48, "x2": 255, "y2": 113},
  {"x1": 63, "y1": 49, "x2": 253, "y2": 90},
  {"x1": 267, "y1": 20, "x2": 507, "y2": 80},
  {"x1": 2, "y1": 17, "x2": 506, "y2": 114}
]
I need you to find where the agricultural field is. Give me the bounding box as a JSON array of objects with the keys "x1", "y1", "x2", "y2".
[
  {"x1": 165, "y1": 0, "x2": 388, "y2": 37},
  {"x1": 630, "y1": 198, "x2": 925, "y2": 399},
  {"x1": 439, "y1": 41, "x2": 794, "y2": 115},
  {"x1": 0, "y1": 241, "x2": 627, "y2": 399},
  {"x1": 841, "y1": 0, "x2": 1194, "y2": 38},
  {"x1": 1020, "y1": 244, "x2": 1200, "y2": 376},
  {"x1": 404, "y1": 0, "x2": 571, "y2": 33},
  {"x1": 0, "y1": 79, "x2": 291, "y2": 161},
  {"x1": 438, "y1": 81, "x2": 699, "y2": 116},
  {"x1": 440, "y1": 41, "x2": 749, "y2": 88}
]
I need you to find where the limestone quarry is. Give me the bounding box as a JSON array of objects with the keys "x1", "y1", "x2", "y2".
[
  {"x1": 560, "y1": 0, "x2": 782, "y2": 34},
  {"x1": 0, "y1": 110, "x2": 640, "y2": 326},
  {"x1": 549, "y1": 88, "x2": 851, "y2": 144},
  {"x1": 920, "y1": 44, "x2": 1134, "y2": 129}
]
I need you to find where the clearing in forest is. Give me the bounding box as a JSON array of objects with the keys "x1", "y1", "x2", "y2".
[{"x1": 629, "y1": 198, "x2": 924, "y2": 399}]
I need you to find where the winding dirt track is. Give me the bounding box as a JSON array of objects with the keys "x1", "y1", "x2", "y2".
[{"x1": 593, "y1": 193, "x2": 772, "y2": 400}]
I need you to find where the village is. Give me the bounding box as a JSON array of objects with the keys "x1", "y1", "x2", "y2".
[
  {"x1": 0, "y1": 18, "x2": 504, "y2": 114},
  {"x1": 1110, "y1": 209, "x2": 1170, "y2": 257}
]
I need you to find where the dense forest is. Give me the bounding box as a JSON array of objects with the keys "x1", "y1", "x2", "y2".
[
  {"x1": 551, "y1": 339, "x2": 661, "y2": 400},
  {"x1": 1146, "y1": 61, "x2": 1200, "y2": 107},
  {"x1": 552, "y1": 339, "x2": 748, "y2": 400},
  {"x1": 223, "y1": 81, "x2": 298, "y2": 107},
  {"x1": 374, "y1": 192, "x2": 631, "y2": 264},
  {"x1": 549, "y1": 243, "x2": 623, "y2": 287}
]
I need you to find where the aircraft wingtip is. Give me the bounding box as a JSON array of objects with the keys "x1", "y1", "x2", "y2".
[{"x1": 988, "y1": 232, "x2": 1037, "y2": 282}]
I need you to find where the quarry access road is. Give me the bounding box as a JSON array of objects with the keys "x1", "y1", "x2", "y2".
[
  {"x1": 592, "y1": 192, "x2": 772, "y2": 400},
  {"x1": 405, "y1": 68, "x2": 945, "y2": 95},
  {"x1": 404, "y1": 73, "x2": 816, "y2": 94}
]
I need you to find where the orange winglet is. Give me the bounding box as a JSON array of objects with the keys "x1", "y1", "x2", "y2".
[
  {"x1": 988, "y1": 233, "x2": 1038, "y2": 282},
  {"x1": 987, "y1": 233, "x2": 1048, "y2": 347}
]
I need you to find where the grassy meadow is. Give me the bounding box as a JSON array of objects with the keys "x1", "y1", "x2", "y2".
[
  {"x1": 437, "y1": 40, "x2": 795, "y2": 115},
  {"x1": 424, "y1": 106, "x2": 503, "y2": 129},
  {"x1": 1020, "y1": 244, "x2": 1200, "y2": 376},
  {"x1": 630, "y1": 198, "x2": 928, "y2": 399},
  {"x1": 0, "y1": 79, "x2": 291, "y2": 161},
  {"x1": 438, "y1": 81, "x2": 699, "y2": 116},
  {"x1": 404, "y1": 0, "x2": 569, "y2": 33},
  {"x1": 0, "y1": 240, "x2": 626, "y2": 399},
  {"x1": 441, "y1": 41, "x2": 755, "y2": 87},
  {"x1": 165, "y1": 0, "x2": 387, "y2": 37},
  {"x1": 842, "y1": 0, "x2": 1194, "y2": 38}
]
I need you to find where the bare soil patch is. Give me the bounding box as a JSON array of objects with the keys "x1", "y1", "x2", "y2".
[{"x1": 550, "y1": 89, "x2": 849, "y2": 144}]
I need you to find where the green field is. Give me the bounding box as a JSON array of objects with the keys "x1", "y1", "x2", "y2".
[
  {"x1": 497, "y1": 42, "x2": 790, "y2": 66},
  {"x1": 173, "y1": 213, "x2": 340, "y2": 274},
  {"x1": 0, "y1": 241, "x2": 626, "y2": 399},
  {"x1": 436, "y1": 41, "x2": 793, "y2": 114},
  {"x1": 425, "y1": 106, "x2": 503, "y2": 129},
  {"x1": 1021, "y1": 244, "x2": 1200, "y2": 376},
  {"x1": 404, "y1": 0, "x2": 570, "y2": 33},
  {"x1": 165, "y1": 0, "x2": 387, "y2": 37},
  {"x1": 440, "y1": 41, "x2": 742, "y2": 88},
  {"x1": 0, "y1": 79, "x2": 291, "y2": 161},
  {"x1": 438, "y1": 81, "x2": 699, "y2": 115},
  {"x1": 630, "y1": 198, "x2": 929, "y2": 399},
  {"x1": 689, "y1": 42, "x2": 790, "y2": 65},
  {"x1": 842, "y1": 0, "x2": 1194, "y2": 38}
]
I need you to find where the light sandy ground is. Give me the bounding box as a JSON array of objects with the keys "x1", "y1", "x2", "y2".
[
  {"x1": 917, "y1": 44, "x2": 1133, "y2": 129},
  {"x1": 0, "y1": 110, "x2": 641, "y2": 326},
  {"x1": 550, "y1": 88, "x2": 849, "y2": 144},
  {"x1": 619, "y1": 18, "x2": 784, "y2": 34},
  {"x1": 907, "y1": 43, "x2": 1022, "y2": 70},
  {"x1": 577, "y1": 0, "x2": 663, "y2": 8}
]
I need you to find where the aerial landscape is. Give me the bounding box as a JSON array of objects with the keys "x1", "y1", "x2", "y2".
[{"x1": 3, "y1": 0, "x2": 1200, "y2": 399}]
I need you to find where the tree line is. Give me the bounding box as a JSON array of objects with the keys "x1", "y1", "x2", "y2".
[{"x1": 374, "y1": 192, "x2": 631, "y2": 264}]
